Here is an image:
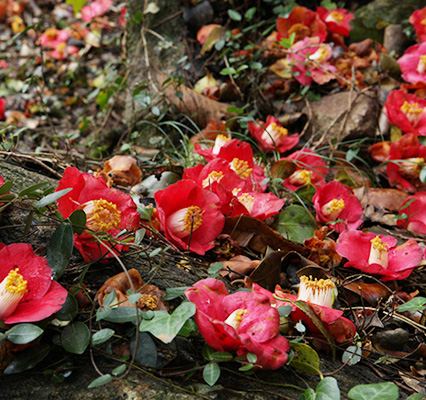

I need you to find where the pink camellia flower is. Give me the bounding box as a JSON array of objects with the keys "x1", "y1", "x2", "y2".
[
  {"x1": 0, "y1": 98, "x2": 5, "y2": 120},
  {"x1": 313, "y1": 180, "x2": 363, "y2": 233},
  {"x1": 276, "y1": 6, "x2": 327, "y2": 44},
  {"x1": 288, "y1": 37, "x2": 337, "y2": 86},
  {"x1": 50, "y1": 43, "x2": 79, "y2": 60},
  {"x1": 398, "y1": 42, "x2": 426, "y2": 84},
  {"x1": 268, "y1": 276, "x2": 356, "y2": 344},
  {"x1": 0, "y1": 243, "x2": 68, "y2": 324},
  {"x1": 81, "y1": 0, "x2": 113, "y2": 22},
  {"x1": 56, "y1": 167, "x2": 140, "y2": 262},
  {"x1": 384, "y1": 90, "x2": 426, "y2": 135},
  {"x1": 248, "y1": 115, "x2": 299, "y2": 153},
  {"x1": 155, "y1": 180, "x2": 224, "y2": 255},
  {"x1": 38, "y1": 28, "x2": 69, "y2": 48},
  {"x1": 233, "y1": 190, "x2": 284, "y2": 221},
  {"x1": 386, "y1": 133, "x2": 426, "y2": 193},
  {"x1": 409, "y1": 7, "x2": 426, "y2": 43},
  {"x1": 282, "y1": 149, "x2": 327, "y2": 191},
  {"x1": 185, "y1": 278, "x2": 290, "y2": 370},
  {"x1": 336, "y1": 230, "x2": 423, "y2": 281},
  {"x1": 317, "y1": 7, "x2": 354, "y2": 37},
  {"x1": 397, "y1": 191, "x2": 426, "y2": 235}
]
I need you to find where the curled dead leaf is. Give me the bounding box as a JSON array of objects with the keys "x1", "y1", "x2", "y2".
[
  {"x1": 221, "y1": 255, "x2": 260, "y2": 281},
  {"x1": 353, "y1": 186, "x2": 409, "y2": 212},
  {"x1": 98, "y1": 155, "x2": 142, "y2": 187},
  {"x1": 342, "y1": 281, "x2": 391, "y2": 305}
]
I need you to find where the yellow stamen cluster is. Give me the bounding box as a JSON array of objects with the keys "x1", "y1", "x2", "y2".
[
  {"x1": 183, "y1": 206, "x2": 204, "y2": 232},
  {"x1": 310, "y1": 46, "x2": 329, "y2": 62},
  {"x1": 400, "y1": 101, "x2": 423, "y2": 115},
  {"x1": 5, "y1": 268, "x2": 27, "y2": 295},
  {"x1": 329, "y1": 199, "x2": 345, "y2": 212},
  {"x1": 399, "y1": 157, "x2": 424, "y2": 178},
  {"x1": 202, "y1": 171, "x2": 224, "y2": 188},
  {"x1": 84, "y1": 199, "x2": 122, "y2": 232},
  {"x1": 237, "y1": 193, "x2": 255, "y2": 213},
  {"x1": 216, "y1": 134, "x2": 230, "y2": 143},
  {"x1": 55, "y1": 42, "x2": 66, "y2": 54},
  {"x1": 138, "y1": 294, "x2": 158, "y2": 310},
  {"x1": 297, "y1": 275, "x2": 335, "y2": 308},
  {"x1": 287, "y1": 23, "x2": 311, "y2": 41},
  {"x1": 368, "y1": 236, "x2": 389, "y2": 268},
  {"x1": 224, "y1": 308, "x2": 249, "y2": 331},
  {"x1": 370, "y1": 236, "x2": 388, "y2": 252},
  {"x1": 45, "y1": 28, "x2": 58, "y2": 40},
  {"x1": 329, "y1": 11, "x2": 344, "y2": 21},
  {"x1": 269, "y1": 122, "x2": 288, "y2": 138},
  {"x1": 289, "y1": 169, "x2": 312, "y2": 186},
  {"x1": 231, "y1": 158, "x2": 253, "y2": 179}
]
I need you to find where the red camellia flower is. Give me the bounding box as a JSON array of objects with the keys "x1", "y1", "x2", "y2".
[
  {"x1": 38, "y1": 28, "x2": 69, "y2": 48},
  {"x1": 336, "y1": 230, "x2": 423, "y2": 281},
  {"x1": 313, "y1": 181, "x2": 363, "y2": 233},
  {"x1": 384, "y1": 90, "x2": 426, "y2": 135},
  {"x1": 317, "y1": 7, "x2": 354, "y2": 37},
  {"x1": 81, "y1": 0, "x2": 112, "y2": 22},
  {"x1": 398, "y1": 42, "x2": 426, "y2": 84},
  {"x1": 282, "y1": 149, "x2": 327, "y2": 191},
  {"x1": 155, "y1": 180, "x2": 224, "y2": 255},
  {"x1": 397, "y1": 191, "x2": 426, "y2": 235},
  {"x1": 0, "y1": 98, "x2": 5, "y2": 120},
  {"x1": 248, "y1": 115, "x2": 299, "y2": 153},
  {"x1": 56, "y1": 167, "x2": 140, "y2": 262},
  {"x1": 276, "y1": 6, "x2": 327, "y2": 44},
  {"x1": 409, "y1": 7, "x2": 426, "y2": 43},
  {"x1": 0, "y1": 243, "x2": 68, "y2": 324},
  {"x1": 185, "y1": 278, "x2": 290, "y2": 370},
  {"x1": 386, "y1": 133, "x2": 426, "y2": 193}
]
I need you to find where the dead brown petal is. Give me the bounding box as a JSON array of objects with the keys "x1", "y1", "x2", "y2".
[
  {"x1": 353, "y1": 186, "x2": 409, "y2": 211},
  {"x1": 102, "y1": 155, "x2": 142, "y2": 187},
  {"x1": 221, "y1": 255, "x2": 261, "y2": 281}
]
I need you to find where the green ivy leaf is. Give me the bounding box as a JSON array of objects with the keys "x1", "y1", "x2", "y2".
[
  {"x1": 92, "y1": 328, "x2": 115, "y2": 345},
  {"x1": 130, "y1": 332, "x2": 157, "y2": 367},
  {"x1": 34, "y1": 188, "x2": 72, "y2": 209},
  {"x1": 100, "y1": 306, "x2": 142, "y2": 323},
  {"x1": 397, "y1": 296, "x2": 426, "y2": 313},
  {"x1": 348, "y1": 382, "x2": 399, "y2": 400},
  {"x1": 203, "y1": 362, "x2": 221, "y2": 386},
  {"x1": 290, "y1": 343, "x2": 321, "y2": 376},
  {"x1": 88, "y1": 374, "x2": 112, "y2": 389},
  {"x1": 7, "y1": 324, "x2": 43, "y2": 344},
  {"x1": 61, "y1": 322, "x2": 90, "y2": 354},
  {"x1": 342, "y1": 345, "x2": 362, "y2": 365},
  {"x1": 208, "y1": 262, "x2": 223, "y2": 275},
  {"x1": 316, "y1": 377, "x2": 340, "y2": 400},
  {"x1": 163, "y1": 286, "x2": 189, "y2": 301},
  {"x1": 47, "y1": 222, "x2": 74, "y2": 280},
  {"x1": 139, "y1": 302, "x2": 196, "y2": 344},
  {"x1": 406, "y1": 394, "x2": 426, "y2": 400}
]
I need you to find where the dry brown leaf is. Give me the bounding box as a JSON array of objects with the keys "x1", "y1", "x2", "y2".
[
  {"x1": 353, "y1": 186, "x2": 409, "y2": 211},
  {"x1": 221, "y1": 255, "x2": 260, "y2": 281},
  {"x1": 343, "y1": 281, "x2": 392, "y2": 305},
  {"x1": 102, "y1": 155, "x2": 142, "y2": 187}
]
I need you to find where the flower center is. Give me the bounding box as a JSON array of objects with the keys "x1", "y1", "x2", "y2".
[
  {"x1": 309, "y1": 46, "x2": 329, "y2": 62},
  {"x1": 202, "y1": 171, "x2": 224, "y2": 188},
  {"x1": 55, "y1": 42, "x2": 66, "y2": 55},
  {"x1": 138, "y1": 294, "x2": 158, "y2": 310},
  {"x1": 81, "y1": 198, "x2": 122, "y2": 232},
  {"x1": 237, "y1": 193, "x2": 255, "y2": 213},
  {"x1": 368, "y1": 236, "x2": 389, "y2": 269},
  {"x1": 45, "y1": 28, "x2": 58, "y2": 41},
  {"x1": 231, "y1": 158, "x2": 253, "y2": 179},
  {"x1": 261, "y1": 122, "x2": 288, "y2": 146},
  {"x1": 417, "y1": 55, "x2": 426, "y2": 75},
  {"x1": 287, "y1": 23, "x2": 311, "y2": 42},
  {"x1": 399, "y1": 157, "x2": 424, "y2": 178},
  {"x1": 326, "y1": 11, "x2": 344, "y2": 23},
  {"x1": 400, "y1": 101, "x2": 424, "y2": 125},
  {"x1": 212, "y1": 134, "x2": 230, "y2": 155},
  {"x1": 168, "y1": 206, "x2": 205, "y2": 238},
  {"x1": 297, "y1": 275, "x2": 335, "y2": 308},
  {"x1": 0, "y1": 268, "x2": 28, "y2": 321},
  {"x1": 321, "y1": 198, "x2": 345, "y2": 220},
  {"x1": 224, "y1": 308, "x2": 249, "y2": 332},
  {"x1": 288, "y1": 169, "x2": 312, "y2": 186}
]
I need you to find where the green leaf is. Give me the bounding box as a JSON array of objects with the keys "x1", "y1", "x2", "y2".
[
  {"x1": 397, "y1": 297, "x2": 426, "y2": 313},
  {"x1": 139, "y1": 302, "x2": 196, "y2": 344},
  {"x1": 316, "y1": 377, "x2": 340, "y2": 400},
  {"x1": 290, "y1": 343, "x2": 321, "y2": 375},
  {"x1": 7, "y1": 324, "x2": 43, "y2": 344},
  {"x1": 47, "y1": 222, "x2": 74, "y2": 280},
  {"x1": 112, "y1": 364, "x2": 127, "y2": 376},
  {"x1": 92, "y1": 328, "x2": 115, "y2": 345},
  {"x1": 61, "y1": 322, "x2": 90, "y2": 354},
  {"x1": 348, "y1": 382, "x2": 399, "y2": 400},
  {"x1": 103, "y1": 290, "x2": 116, "y2": 307},
  {"x1": 177, "y1": 318, "x2": 198, "y2": 337},
  {"x1": 88, "y1": 374, "x2": 112, "y2": 389},
  {"x1": 100, "y1": 306, "x2": 141, "y2": 323},
  {"x1": 56, "y1": 294, "x2": 78, "y2": 321},
  {"x1": 4, "y1": 343, "x2": 50, "y2": 374},
  {"x1": 238, "y1": 363, "x2": 254, "y2": 371},
  {"x1": 34, "y1": 188, "x2": 72, "y2": 209},
  {"x1": 203, "y1": 363, "x2": 221, "y2": 386},
  {"x1": 202, "y1": 344, "x2": 215, "y2": 361},
  {"x1": 246, "y1": 353, "x2": 257, "y2": 364},
  {"x1": 18, "y1": 182, "x2": 48, "y2": 197},
  {"x1": 68, "y1": 209, "x2": 86, "y2": 235},
  {"x1": 406, "y1": 394, "x2": 426, "y2": 400},
  {"x1": 130, "y1": 332, "x2": 157, "y2": 367},
  {"x1": 228, "y1": 9, "x2": 242, "y2": 21},
  {"x1": 278, "y1": 305, "x2": 292, "y2": 318},
  {"x1": 128, "y1": 292, "x2": 142, "y2": 305},
  {"x1": 298, "y1": 388, "x2": 316, "y2": 400},
  {"x1": 342, "y1": 345, "x2": 362, "y2": 365},
  {"x1": 0, "y1": 180, "x2": 13, "y2": 195},
  {"x1": 211, "y1": 351, "x2": 233, "y2": 362},
  {"x1": 163, "y1": 286, "x2": 189, "y2": 301},
  {"x1": 274, "y1": 205, "x2": 317, "y2": 244},
  {"x1": 208, "y1": 262, "x2": 223, "y2": 275}
]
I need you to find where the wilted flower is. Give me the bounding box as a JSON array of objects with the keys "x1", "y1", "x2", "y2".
[
  {"x1": 248, "y1": 115, "x2": 299, "y2": 153},
  {"x1": 81, "y1": 0, "x2": 112, "y2": 22},
  {"x1": 185, "y1": 278, "x2": 290, "y2": 369},
  {"x1": 336, "y1": 230, "x2": 423, "y2": 281},
  {"x1": 397, "y1": 191, "x2": 426, "y2": 235},
  {"x1": 313, "y1": 181, "x2": 363, "y2": 232},
  {"x1": 0, "y1": 243, "x2": 68, "y2": 324},
  {"x1": 155, "y1": 180, "x2": 224, "y2": 255},
  {"x1": 409, "y1": 6, "x2": 426, "y2": 43},
  {"x1": 317, "y1": 7, "x2": 354, "y2": 37},
  {"x1": 384, "y1": 90, "x2": 426, "y2": 135},
  {"x1": 56, "y1": 167, "x2": 140, "y2": 262},
  {"x1": 398, "y1": 42, "x2": 426, "y2": 84}
]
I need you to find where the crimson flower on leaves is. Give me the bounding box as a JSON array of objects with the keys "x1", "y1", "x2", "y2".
[
  {"x1": 0, "y1": 243, "x2": 68, "y2": 324},
  {"x1": 317, "y1": 7, "x2": 354, "y2": 37},
  {"x1": 398, "y1": 42, "x2": 426, "y2": 85},
  {"x1": 397, "y1": 191, "x2": 426, "y2": 236},
  {"x1": 154, "y1": 180, "x2": 224, "y2": 255},
  {"x1": 336, "y1": 230, "x2": 423, "y2": 281},
  {"x1": 185, "y1": 278, "x2": 290, "y2": 370},
  {"x1": 56, "y1": 167, "x2": 140, "y2": 262},
  {"x1": 313, "y1": 181, "x2": 363, "y2": 233},
  {"x1": 409, "y1": 7, "x2": 426, "y2": 43}
]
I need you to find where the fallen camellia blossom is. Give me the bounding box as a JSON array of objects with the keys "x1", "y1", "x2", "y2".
[
  {"x1": 155, "y1": 180, "x2": 224, "y2": 255},
  {"x1": 0, "y1": 243, "x2": 68, "y2": 324},
  {"x1": 56, "y1": 167, "x2": 140, "y2": 262},
  {"x1": 335, "y1": 230, "x2": 423, "y2": 281},
  {"x1": 397, "y1": 191, "x2": 426, "y2": 235},
  {"x1": 81, "y1": 0, "x2": 112, "y2": 22},
  {"x1": 0, "y1": 98, "x2": 4, "y2": 120},
  {"x1": 96, "y1": 155, "x2": 142, "y2": 187},
  {"x1": 96, "y1": 268, "x2": 167, "y2": 311},
  {"x1": 248, "y1": 115, "x2": 299, "y2": 153},
  {"x1": 409, "y1": 6, "x2": 426, "y2": 43},
  {"x1": 398, "y1": 42, "x2": 426, "y2": 85},
  {"x1": 317, "y1": 7, "x2": 354, "y2": 38},
  {"x1": 185, "y1": 278, "x2": 290, "y2": 370},
  {"x1": 313, "y1": 180, "x2": 363, "y2": 232},
  {"x1": 38, "y1": 28, "x2": 69, "y2": 48}
]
